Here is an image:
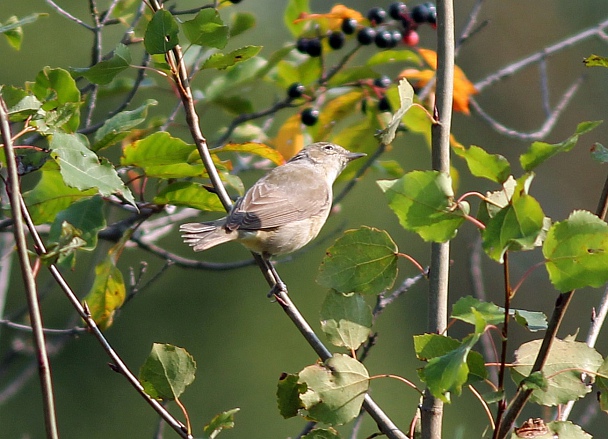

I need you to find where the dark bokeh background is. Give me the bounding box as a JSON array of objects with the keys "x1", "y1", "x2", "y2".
[{"x1": 0, "y1": 1, "x2": 607, "y2": 438}]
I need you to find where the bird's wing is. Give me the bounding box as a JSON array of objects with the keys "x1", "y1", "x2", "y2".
[{"x1": 225, "y1": 165, "x2": 331, "y2": 230}]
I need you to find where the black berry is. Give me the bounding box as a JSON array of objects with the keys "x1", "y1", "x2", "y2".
[
  {"x1": 367, "y1": 7, "x2": 387, "y2": 25},
  {"x1": 296, "y1": 38, "x2": 310, "y2": 54},
  {"x1": 341, "y1": 18, "x2": 358, "y2": 35},
  {"x1": 301, "y1": 108, "x2": 319, "y2": 126},
  {"x1": 411, "y1": 4, "x2": 431, "y2": 24},
  {"x1": 388, "y1": 2, "x2": 407, "y2": 20},
  {"x1": 378, "y1": 96, "x2": 392, "y2": 112},
  {"x1": 357, "y1": 27, "x2": 376, "y2": 45},
  {"x1": 374, "y1": 29, "x2": 392, "y2": 48},
  {"x1": 305, "y1": 38, "x2": 322, "y2": 57},
  {"x1": 328, "y1": 31, "x2": 345, "y2": 50},
  {"x1": 427, "y1": 6, "x2": 437, "y2": 25},
  {"x1": 390, "y1": 30, "x2": 402, "y2": 47},
  {"x1": 287, "y1": 83, "x2": 305, "y2": 99},
  {"x1": 230, "y1": 0, "x2": 242, "y2": 3},
  {"x1": 374, "y1": 76, "x2": 392, "y2": 89}
]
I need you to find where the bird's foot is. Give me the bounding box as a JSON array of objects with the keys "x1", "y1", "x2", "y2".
[{"x1": 268, "y1": 280, "x2": 287, "y2": 298}]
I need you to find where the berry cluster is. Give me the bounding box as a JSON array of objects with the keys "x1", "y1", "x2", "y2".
[
  {"x1": 293, "y1": 3, "x2": 437, "y2": 125},
  {"x1": 296, "y1": 2, "x2": 437, "y2": 58}
]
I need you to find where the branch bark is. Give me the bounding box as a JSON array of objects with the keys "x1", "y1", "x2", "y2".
[
  {"x1": 0, "y1": 97, "x2": 60, "y2": 439},
  {"x1": 421, "y1": 1, "x2": 454, "y2": 438}
]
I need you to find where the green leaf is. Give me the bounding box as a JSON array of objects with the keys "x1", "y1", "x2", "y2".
[
  {"x1": 202, "y1": 45, "x2": 262, "y2": 70},
  {"x1": 144, "y1": 10, "x2": 179, "y2": 54},
  {"x1": 71, "y1": 43, "x2": 132, "y2": 85},
  {"x1": 378, "y1": 171, "x2": 467, "y2": 242},
  {"x1": 520, "y1": 121, "x2": 603, "y2": 171},
  {"x1": 277, "y1": 373, "x2": 306, "y2": 419},
  {"x1": 543, "y1": 210, "x2": 608, "y2": 292},
  {"x1": 93, "y1": 99, "x2": 157, "y2": 151},
  {"x1": 41, "y1": 221, "x2": 86, "y2": 269},
  {"x1": 418, "y1": 334, "x2": 480, "y2": 402},
  {"x1": 121, "y1": 131, "x2": 207, "y2": 178},
  {"x1": 202, "y1": 408, "x2": 240, "y2": 439},
  {"x1": 513, "y1": 309, "x2": 548, "y2": 332},
  {"x1": 591, "y1": 142, "x2": 608, "y2": 164},
  {"x1": 22, "y1": 164, "x2": 96, "y2": 225},
  {"x1": 451, "y1": 296, "x2": 505, "y2": 327},
  {"x1": 0, "y1": 13, "x2": 47, "y2": 50},
  {"x1": 84, "y1": 248, "x2": 127, "y2": 330},
  {"x1": 32, "y1": 66, "x2": 80, "y2": 105},
  {"x1": 317, "y1": 227, "x2": 398, "y2": 295},
  {"x1": 31, "y1": 66, "x2": 81, "y2": 132},
  {"x1": 284, "y1": 0, "x2": 309, "y2": 37},
  {"x1": 214, "y1": 142, "x2": 285, "y2": 166},
  {"x1": 596, "y1": 357, "x2": 608, "y2": 414},
  {"x1": 414, "y1": 333, "x2": 460, "y2": 360},
  {"x1": 301, "y1": 428, "x2": 340, "y2": 439},
  {"x1": 48, "y1": 195, "x2": 105, "y2": 252},
  {"x1": 139, "y1": 343, "x2": 196, "y2": 400},
  {"x1": 205, "y1": 57, "x2": 267, "y2": 101},
  {"x1": 511, "y1": 338, "x2": 603, "y2": 406},
  {"x1": 49, "y1": 132, "x2": 135, "y2": 207},
  {"x1": 183, "y1": 9, "x2": 229, "y2": 49},
  {"x1": 453, "y1": 144, "x2": 511, "y2": 184},
  {"x1": 1, "y1": 85, "x2": 42, "y2": 120},
  {"x1": 212, "y1": 95, "x2": 254, "y2": 115},
  {"x1": 320, "y1": 291, "x2": 372, "y2": 350},
  {"x1": 327, "y1": 66, "x2": 378, "y2": 87},
  {"x1": 299, "y1": 354, "x2": 369, "y2": 425},
  {"x1": 230, "y1": 12, "x2": 256, "y2": 38},
  {"x1": 366, "y1": 49, "x2": 420, "y2": 66},
  {"x1": 583, "y1": 54, "x2": 608, "y2": 68},
  {"x1": 545, "y1": 421, "x2": 592, "y2": 439},
  {"x1": 154, "y1": 182, "x2": 225, "y2": 212},
  {"x1": 482, "y1": 192, "x2": 545, "y2": 262}
]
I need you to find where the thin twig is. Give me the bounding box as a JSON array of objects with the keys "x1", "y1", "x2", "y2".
[
  {"x1": 470, "y1": 75, "x2": 585, "y2": 141},
  {"x1": 0, "y1": 97, "x2": 60, "y2": 438},
  {"x1": 0, "y1": 319, "x2": 86, "y2": 336},
  {"x1": 474, "y1": 18, "x2": 608, "y2": 92},
  {"x1": 44, "y1": 0, "x2": 94, "y2": 29}
]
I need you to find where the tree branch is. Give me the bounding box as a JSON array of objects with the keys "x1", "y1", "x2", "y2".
[
  {"x1": 422, "y1": 1, "x2": 454, "y2": 438},
  {"x1": 0, "y1": 97, "x2": 60, "y2": 439}
]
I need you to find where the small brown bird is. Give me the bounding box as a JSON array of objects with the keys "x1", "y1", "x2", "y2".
[{"x1": 180, "y1": 142, "x2": 365, "y2": 258}]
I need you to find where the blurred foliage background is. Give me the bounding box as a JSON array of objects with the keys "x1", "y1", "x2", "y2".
[{"x1": 0, "y1": 0, "x2": 607, "y2": 437}]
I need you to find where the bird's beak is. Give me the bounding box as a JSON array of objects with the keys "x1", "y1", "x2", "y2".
[{"x1": 347, "y1": 152, "x2": 367, "y2": 162}]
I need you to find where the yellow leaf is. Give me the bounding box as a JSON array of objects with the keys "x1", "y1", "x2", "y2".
[
  {"x1": 399, "y1": 49, "x2": 478, "y2": 115},
  {"x1": 273, "y1": 114, "x2": 304, "y2": 160},
  {"x1": 316, "y1": 90, "x2": 363, "y2": 140}
]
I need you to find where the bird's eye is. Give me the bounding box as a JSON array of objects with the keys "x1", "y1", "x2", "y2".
[{"x1": 323, "y1": 144, "x2": 334, "y2": 151}]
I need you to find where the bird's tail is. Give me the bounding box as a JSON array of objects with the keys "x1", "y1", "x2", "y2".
[{"x1": 180, "y1": 222, "x2": 236, "y2": 252}]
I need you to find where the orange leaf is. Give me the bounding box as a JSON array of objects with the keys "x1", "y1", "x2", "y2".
[
  {"x1": 399, "y1": 49, "x2": 478, "y2": 114},
  {"x1": 295, "y1": 4, "x2": 364, "y2": 30},
  {"x1": 273, "y1": 114, "x2": 304, "y2": 160}
]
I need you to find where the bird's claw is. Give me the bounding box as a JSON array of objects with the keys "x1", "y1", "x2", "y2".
[{"x1": 268, "y1": 280, "x2": 287, "y2": 298}]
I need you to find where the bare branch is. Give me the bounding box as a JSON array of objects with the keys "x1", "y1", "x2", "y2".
[
  {"x1": 0, "y1": 97, "x2": 59, "y2": 438},
  {"x1": 469, "y1": 75, "x2": 584, "y2": 141}
]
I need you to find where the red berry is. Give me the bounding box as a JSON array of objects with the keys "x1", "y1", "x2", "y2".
[{"x1": 402, "y1": 30, "x2": 419, "y2": 46}]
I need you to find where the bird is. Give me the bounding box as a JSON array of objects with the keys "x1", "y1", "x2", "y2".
[{"x1": 180, "y1": 142, "x2": 366, "y2": 259}]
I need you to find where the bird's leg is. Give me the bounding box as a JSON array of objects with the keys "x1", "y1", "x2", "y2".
[{"x1": 262, "y1": 255, "x2": 287, "y2": 297}]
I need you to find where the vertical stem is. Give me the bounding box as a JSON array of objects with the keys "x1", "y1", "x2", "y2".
[
  {"x1": 421, "y1": 1, "x2": 454, "y2": 438},
  {"x1": 0, "y1": 98, "x2": 59, "y2": 438},
  {"x1": 493, "y1": 253, "x2": 511, "y2": 438}
]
